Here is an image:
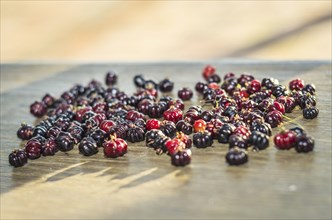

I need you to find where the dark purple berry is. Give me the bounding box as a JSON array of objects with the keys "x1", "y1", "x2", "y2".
[
  {"x1": 25, "y1": 139, "x2": 42, "y2": 160},
  {"x1": 229, "y1": 134, "x2": 248, "y2": 149},
  {"x1": 105, "y1": 71, "x2": 118, "y2": 86},
  {"x1": 176, "y1": 120, "x2": 193, "y2": 135},
  {"x1": 32, "y1": 125, "x2": 47, "y2": 138},
  {"x1": 289, "y1": 127, "x2": 306, "y2": 137},
  {"x1": 17, "y1": 123, "x2": 33, "y2": 140},
  {"x1": 225, "y1": 147, "x2": 248, "y2": 165},
  {"x1": 261, "y1": 78, "x2": 279, "y2": 89},
  {"x1": 250, "y1": 119, "x2": 272, "y2": 136},
  {"x1": 195, "y1": 82, "x2": 208, "y2": 93},
  {"x1": 55, "y1": 131, "x2": 75, "y2": 152},
  {"x1": 42, "y1": 93, "x2": 55, "y2": 107},
  {"x1": 89, "y1": 128, "x2": 106, "y2": 147},
  {"x1": 193, "y1": 131, "x2": 213, "y2": 148},
  {"x1": 207, "y1": 74, "x2": 221, "y2": 84},
  {"x1": 159, "y1": 78, "x2": 174, "y2": 93},
  {"x1": 42, "y1": 138, "x2": 58, "y2": 156},
  {"x1": 217, "y1": 123, "x2": 235, "y2": 143},
  {"x1": 67, "y1": 125, "x2": 84, "y2": 144},
  {"x1": 79, "y1": 137, "x2": 99, "y2": 156},
  {"x1": 160, "y1": 120, "x2": 177, "y2": 138},
  {"x1": 126, "y1": 126, "x2": 145, "y2": 143},
  {"x1": 171, "y1": 149, "x2": 192, "y2": 166},
  {"x1": 295, "y1": 135, "x2": 314, "y2": 153},
  {"x1": 249, "y1": 131, "x2": 269, "y2": 151},
  {"x1": 9, "y1": 149, "x2": 28, "y2": 167},
  {"x1": 148, "y1": 104, "x2": 163, "y2": 118},
  {"x1": 302, "y1": 84, "x2": 316, "y2": 95},
  {"x1": 303, "y1": 106, "x2": 319, "y2": 119},
  {"x1": 178, "y1": 87, "x2": 193, "y2": 101}
]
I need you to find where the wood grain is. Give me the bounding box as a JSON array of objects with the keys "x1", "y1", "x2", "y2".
[{"x1": 0, "y1": 61, "x2": 331, "y2": 219}]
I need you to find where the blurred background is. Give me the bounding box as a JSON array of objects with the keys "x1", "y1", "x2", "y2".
[{"x1": 1, "y1": 1, "x2": 331, "y2": 62}]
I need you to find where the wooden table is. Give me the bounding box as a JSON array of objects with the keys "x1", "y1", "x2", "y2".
[{"x1": 1, "y1": 61, "x2": 331, "y2": 219}]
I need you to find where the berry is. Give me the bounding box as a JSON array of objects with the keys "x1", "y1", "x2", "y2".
[
  {"x1": 233, "y1": 125, "x2": 251, "y2": 141},
  {"x1": 148, "y1": 103, "x2": 163, "y2": 119},
  {"x1": 247, "y1": 79, "x2": 261, "y2": 94},
  {"x1": 302, "y1": 84, "x2": 316, "y2": 95},
  {"x1": 268, "y1": 101, "x2": 285, "y2": 115},
  {"x1": 134, "y1": 75, "x2": 146, "y2": 88},
  {"x1": 9, "y1": 149, "x2": 28, "y2": 167},
  {"x1": 103, "y1": 137, "x2": 128, "y2": 158},
  {"x1": 207, "y1": 74, "x2": 221, "y2": 84},
  {"x1": 206, "y1": 118, "x2": 223, "y2": 139},
  {"x1": 303, "y1": 106, "x2": 319, "y2": 119},
  {"x1": 169, "y1": 99, "x2": 185, "y2": 110},
  {"x1": 299, "y1": 94, "x2": 316, "y2": 109},
  {"x1": 159, "y1": 78, "x2": 174, "y2": 93},
  {"x1": 202, "y1": 65, "x2": 216, "y2": 80},
  {"x1": 165, "y1": 139, "x2": 185, "y2": 155},
  {"x1": 274, "y1": 130, "x2": 297, "y2": 150},
  {"x1": 178, "y1": 87, "x2": 193, "y2": 101},
  {"x1": 126, "y1": 126, "x2": 145, "y2": 143},
  {"x1": 217, "y1": 123, "x2": 235, "y2": 143},
  {"x1": 17, "y1": 123, "x2": 33, "y2": 140},
  {"x1": 265, "y1": 110, "x2": 283, "y2": 128},
  {"x1": 171, "y1": 149, "x2": 192, "y2": 167},
  {"x1": 225, "y1": 147, "x2": 248, "y2": 166},
  {"x1": 55, "y1": 131, "x2": 75, "y2": 152},
  {"x1": 223, "y1": 72, "x2": 235, "y2": 81},
  {"x1": 126, "y1": 110, "x2": 144, "y2": 122},
  {"x1": 289, "y1": 78, "x2": 304, "y2": 91},
  {"x1": 229, "y1": 134, "x2": 248, "y2": 149},
  {"x1": 193, "y1": 119, "x2": 207, "y2": 133},
  {"x1": 146, "y1": 119, "x2": 161, "y2": 130},
  {"x1": 195, "y1": 82, "x2": 208, "y2": 93},
  {"x1": 249, "y1": 131, "x2": 269, "y2": 151},
  {"x1": 289, "y1": 127, "x2": 306, "y2": 137},
  {"x1": 276, "y1": 96, "x2": 296, "y2": 113},
  {"x1": 42, "y1": 93, "x2": 55, "y2": 107},
  {"x1": 89, "y1": 128, "x2": 106, "y2": 147},
  {"x1": 160, "y1": 120, "x2": 177, "y2": 138},
  {"x1": 105, "y1": 71, "x2": 118, "y2": 86},
  {"x1": 262, "y1": 78, "x2": 279, "y2": 89},
  {"x1": 176, "y1": 132, "x2": 192, "y2": 149},
  {"x1": 295, "y1": 135, "x2": 314, "y2": 153},
  {"x1": 67, "y1": 125, "x2": 84, "y2": 144},
  {"x1": 25, "y1": 139, "x2": 42, "y2": 159},
  {"x1": 42, "y1": 138, "x2": 58, "y2": 156},
  {"x1": 146, "y1": 129, "x2": 165, "y2": 148},
  {"x1": 272, "y1": 85, "x2": 288, "y2": 98},
  {"x1": 79, "y1": 137, "x2": 99, "y2": 156},
  {"x1": 193, "y1": 131, "x2": 213, "y2": 148},
  {"x1": 250, "y1": 119, "x2": 272, "y2": 136},
  {"x1": 30, "y1": 101, "x2": 47, "y2": 118},
  {"x1": 238, "y1": 74, "x2": 254, "y2": 87},
  {"x1": 32, "y1": 125, "x2": 47, "y2": 137},
  {"x1": 100, "y1": 120, "x2": 117, "y2": 133},
  {"x1": 46, "y1": 126, "x2": 62, "y2": 139},
  {"x1": 176, "y1": 120, "x2": 193, "y2": 135},
  {"x1": 163, "y1": 106, "x2": 183, "y2": 123}
]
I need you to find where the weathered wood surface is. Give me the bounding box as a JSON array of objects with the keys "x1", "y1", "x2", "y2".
[{"x1": 0, "y1": 61, "x2": 331, "y2": 219}]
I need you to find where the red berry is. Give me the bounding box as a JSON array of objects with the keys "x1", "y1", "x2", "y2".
[
  {"x1": 289, "y1": 78, "x2": 304, "y2": 91},
  {"x1": 202, "y1": 65, "x2": 216, "y2": 80},
  {"x1": 163, "y1": 106, "x2": 183, "y2": 123},
  {"x1": 233, "y1": 125, "x2": 251, "y2": 141},
  {"x1": 146, "y1": 119, "x2": 161, "y2": 130},
  {"x1": 99, "y1": 120, "x2": 117, "y2": 133},
  {"x1": 247, "y1": 79, "x2": 261, "y2": 94},
  {"x1": 208, "y1": 82, "x2": 219, "y2": 90},
  {"x1": 103, "y1": 137, "x2": 127, "y2": 158},
  {"x1": 268, "y1": 101, "x2": 285, "y2": 115},
  {"x1": 274, "y1": 130, "x2": 297, "y2": 150},
  {"x1": 176, "y1": 132, "x2": 192, "y2": 149},
  {"x1": 165, "y1": 139, "x2": 185, "y2": 155},
  {"x1": 193, "y1": 119, "x2": 207, "y2": 133},
  {"x1": 265, "y1": 110, "x2": 283, "y2": 128}
]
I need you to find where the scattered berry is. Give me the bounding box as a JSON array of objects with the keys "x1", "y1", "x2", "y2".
[
  {"x1": 274, "y1": 130, "x2": 297, "y2": 150},
  {"x1": 225, "y1": 147, "x2": 248, "y2": 165},
  {"x1": 9, "y1": 149, "x2": 28, "y2": 167}
]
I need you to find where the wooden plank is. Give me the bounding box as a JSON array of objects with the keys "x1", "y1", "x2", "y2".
[{"x1": 0, "y1": 61, "x2": 331, "y2": 219}]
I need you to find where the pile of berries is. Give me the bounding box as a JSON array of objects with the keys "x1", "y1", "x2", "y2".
[{"x1": 8, "y1": 65, "x2": 318, "y2": 168}]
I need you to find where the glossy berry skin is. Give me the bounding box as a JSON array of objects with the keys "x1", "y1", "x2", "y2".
[
  {"x1": 79, "y1": 137, "x2": 99, "y2": 156},
  {"x1": 55, "y1": 131, "x2": 75, "y2": 152},
  {"x1": 265, "y1": 110, "x2": 283, "y2": 128},
  {"x1": 223, "y1": 72, "x2": 235, "y2": 81},
  {"x1": 165, "y1": 139, "x2": 186, "y2": 155},
  {"x1": 274, "y1": 130, "x2": 297, "y2": 150},
  {"x1": 302, "y1": 84, "x2": 316, "y2": 95},
  {"x1": 67, "y1": 125, "x2": 84, "y2": 144},
  {"x1": 126, "y1": 110, "x2": 145, "y2": 122},
  {"x1": 99, "y1": 120, "x2": 117, "y2": 133},
  {"x1": 176, "y1": 120, "x2": 193, "y2": 135},
  {"x1": 202, "y1": 65, "x2": 216, "y2": 80},
  {"x1": 217, "y1": 123, "x2": 235, "y2": 143},
  {"x1": 272, "y1": 85, "x2": 288, "y2": 98},
  {"x1": 247, "y1": 79, "x2": 261, "y2": 94},
  {"x1": 303, "y1": 106, "x2": 319, "y2": 119},
  {"x1": 206, "y1": 119, "x2": 223, "y2": 139},
  {"x1": 250, "y1": 119, "x2": 272, "y2": 136},
  {"x1": 169, "y1": 99, "x2": 185, "y2": 110},
  {"x1": 146, "y1": 119, "x2": 161, "y2": 130},
  {"x1": 17, "y1": 123, "x2": 33, "y2": 140},
  {"x1": 261, "y1": 78, "x2": 279, "y2": 90},
  {"x1": 133, "y1": 75, "x2": 146, "y2": 88},
  {"x1": 148, "y1": 104, "x2": 163, "y2": 119},
  {"x1": 159, "y1": 78, "x2": 174, "y2": 93},
  {"x1": 176, "y1": 132, "x2": 192, "y2": 149},
  {"x1": 160, "y1": 120, "x2": 177, "y2": 138},
  {"x1": 233, "y1": 126, "x2": 251, "y2": 141},
  {"x1": 126, "y1": 126, "x2": 145, "y2": 143},
  {"x1": 193, "y1": 119, "x2": 207, "y2": 133},
  {"x1": 103, "y1": 137, "x2": 128, "y2": 158},
  {"x1": 89, "y1": 129, "x2": 106, "y2": 147},
  {"x1": 42, "y1": 93, "x2": 55, "y2": 107},
  {"x1": 295, "y1": 135, "x2": 314, "y2": 153},
  {"x1": 171, "y1": 149, "x2": 192, "y2": 167},
  {"x1": 42, "y1": 138, "x2": 58, "y2": 156},
  {"x1": 249, "y1": 131, "x2": 269, "y2": 151},
  {"x1": 178, "y1": 88, "x2": 193, "y2": 101},
  {"x1": 25, "y1": 139, "x2": 42, "y2": 159},
  {"x1": 299, "y1": 94, "x2": 316, "y2": 109},
  {"x1": 30, "y1": 101, "x2": 47, "y2": 118},
  {"x1": 163, "y1": 107, "x2": 183, "y2": 123},
  {"x1": 229, "y1": 134, "x2": 248, "y2": 149},
  {"x1": 46, "y1": 126, "x2": 62, "y2": 139},
  {"x1": 289, "y1": 78, "x2": 304, "y2": 91},
  {"x1": 207, "y1": 74, "x2": 221, "y2": 84},
  {"x1": 105, "y1": 71, "x2": 118, "y2": 86},
  {"x1": 193, "y1": 131, "x2": 213, "y2": 148},
  {"x1": 225, "y1": 147, "x2": 248, "y2": 166},
  {"x1": 9, "y1": 149, "x2": 28, "y2": 167},
  {"x1": 276, "y1": 96, "x2": 296, "y2": 113},
  {"x1": 289, "y1": 127, "x2": 306, "y2": 137},
  {"x1": 146, "y1": 129, "x2": 164, "y2": 148},
  {"x1": 195, "y1": 82, "x2": 208, "y2": 93}
]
